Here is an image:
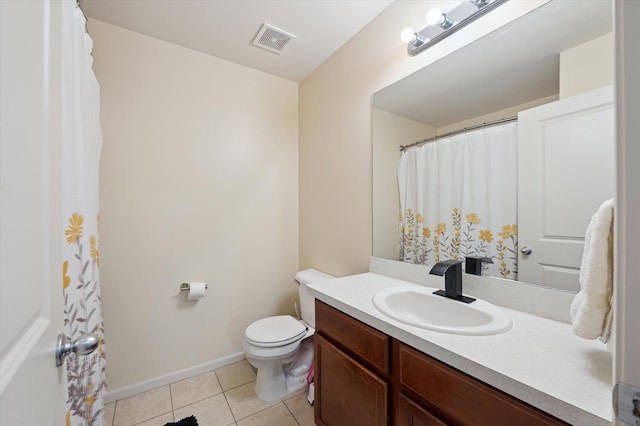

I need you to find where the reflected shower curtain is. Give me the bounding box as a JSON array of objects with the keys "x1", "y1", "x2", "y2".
[
  {"x1": 61, "y1": 2, "x2": 106, "y2": 424},
  {"x1": 398, "y1": 122, "x2": 518, "y2": 280}
]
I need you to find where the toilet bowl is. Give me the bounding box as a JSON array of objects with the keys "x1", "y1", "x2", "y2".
[{"x1": 243, "y1": 269, "x2": 334, "y2": 402}]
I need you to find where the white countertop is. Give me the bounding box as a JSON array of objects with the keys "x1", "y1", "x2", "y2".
[{"x1": 308, "y1": 272, "x2": 612, "y2": 426}]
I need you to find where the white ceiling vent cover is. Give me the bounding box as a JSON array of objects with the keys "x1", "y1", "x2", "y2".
[{"x1": 252, "y1": 23, "x2": 296, "y2": 54}]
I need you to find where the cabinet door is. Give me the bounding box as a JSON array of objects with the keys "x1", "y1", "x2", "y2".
[
  {"x1": 315, "y1": 333, "x2": 388, "y2": 426},
  {"x1": 315, "y1": 300, "x2": 390, "y2": 376},
  {"x1": 397, "y1": 393, "x2": 448, "y2": 426},
  {"x1": 398, "y1": 343, "x2": 569, "y2": 426}
]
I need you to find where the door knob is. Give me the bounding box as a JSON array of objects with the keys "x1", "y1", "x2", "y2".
[
  {"x1": 55, "y1": 333, "x2": 99, "y2": 367},
  {"x1": 521, "y1": 246, "x2": 533, "y2": 255}
]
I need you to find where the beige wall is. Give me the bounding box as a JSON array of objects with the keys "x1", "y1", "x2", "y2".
[
  {"x1": 298, "y1": 1, "x2": 547, "y2": 276},
  {"x1": 560, "y1": 33, "x2": 614, "y2": 98},
  {"x1": 372, "y1": 108, "x2": 435, "y2": 260},
  {"x1": 91, "y1": 20, "x2": 299, "y2": 391}
]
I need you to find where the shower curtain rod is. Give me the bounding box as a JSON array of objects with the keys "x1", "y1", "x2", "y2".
[{"x1": 399, "y1": 116, "x2": 518, "y2": 152}]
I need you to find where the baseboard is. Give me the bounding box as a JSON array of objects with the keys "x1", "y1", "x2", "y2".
[{"x1": 104, "y1": 352, "x2": 246, "y2": 403}]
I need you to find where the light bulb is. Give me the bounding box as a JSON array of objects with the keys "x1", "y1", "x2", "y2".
[
  {"x1": 426, "y1": 8, "x2": 454, "y2": 29},
  {"x1": 400, "y1": 27, "x2": 417, "y2": 44},
  {"x1": 426, "y1": 8, "x2": 444, "y2": 26},
  {"x1": 400, "y1": 27, "x2": 427, "y2": 47}
]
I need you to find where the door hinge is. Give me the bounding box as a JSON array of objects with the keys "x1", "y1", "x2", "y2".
[{"x1": 613, "y1": 383, "x2": 640, "y2": 425}]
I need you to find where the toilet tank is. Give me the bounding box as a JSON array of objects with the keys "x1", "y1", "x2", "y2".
[{"x1": 294, "y1": 269, "x2": 335, "y2": 328}]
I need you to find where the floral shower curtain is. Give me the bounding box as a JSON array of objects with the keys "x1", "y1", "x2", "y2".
[
  {"x1": 398, "y1": 122, "x2": 518, "y2": 280},
  {"x1": 61, "y1": 2, "x2": 106, "y2": 424}
]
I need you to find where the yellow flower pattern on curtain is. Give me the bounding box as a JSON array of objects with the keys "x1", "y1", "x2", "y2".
[
  {"x1": 399, "y1": 208, "x2": 518, "y2": 279},
  {"x1": 61, "y1": 2, "x2": 106, "y2": 424},
  {"x1": 63, "y1": 213, "x2": 105, "y2": 425}
]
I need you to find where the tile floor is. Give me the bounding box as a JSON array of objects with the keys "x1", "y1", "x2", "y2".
[{"x1": 103, "y1": 360, "x2": 315, "y2": 426}]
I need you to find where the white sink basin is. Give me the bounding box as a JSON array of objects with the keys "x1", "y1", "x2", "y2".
[{"x1": 372, "y1": 286, "x2": 512, "y2": 336}]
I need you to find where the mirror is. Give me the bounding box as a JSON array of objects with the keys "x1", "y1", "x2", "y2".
[{"x1": 372, "y1": 0, "x2": 613, "y2": 292}]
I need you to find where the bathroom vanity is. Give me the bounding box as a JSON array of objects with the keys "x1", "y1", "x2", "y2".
[
  {"x1": 308, "y1": 272, "x2": 612, "y2": 426},
  {"x1": 315, "y1": 300, "x2": 566, "y2": 425}
]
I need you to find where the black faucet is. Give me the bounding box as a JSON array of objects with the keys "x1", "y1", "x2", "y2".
[
  {"x1": 465, "y1": 256, "x2": 494, "y2": 276},
  {"x1": 429, "y1": 259, "x2": 476, "y2": 303}
]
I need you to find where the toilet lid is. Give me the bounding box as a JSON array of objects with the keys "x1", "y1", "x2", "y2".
[{"x1": 245, "y1": 315, "x2": 306, "y2": 347}]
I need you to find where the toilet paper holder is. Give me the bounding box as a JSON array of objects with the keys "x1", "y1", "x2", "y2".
[{"x1": 180, "y1": 282, "x2": 208, "y2": 291}]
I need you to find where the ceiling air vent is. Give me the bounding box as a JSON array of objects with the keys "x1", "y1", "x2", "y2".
[{"x1": 252, "y1": 23, "x2": 296, "y2": 54}]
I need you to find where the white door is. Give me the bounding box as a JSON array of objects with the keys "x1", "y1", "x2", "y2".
[
  {"x1": 517, "y1": 86, "x2": 615, "y2": 291},
  {"x1": 0, "y1": 1, "x2": 66, "y2": 424},
  {"x1": 614, "y1": 1, "x2": 640, "y2": 425}
]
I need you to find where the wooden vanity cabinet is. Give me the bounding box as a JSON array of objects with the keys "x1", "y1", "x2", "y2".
[
  {"x1": 395, "y1": 342, "x2": 570, "y2": 426},
  {"x1": 314, "y1": 300, "x2": 570, "y2": 426},
  {"x1": 397, "y1": 392, "x2": 448, "y2": 426},
  {"x1": 314, "y1": 301, "x2": 390, "y2": 426}
]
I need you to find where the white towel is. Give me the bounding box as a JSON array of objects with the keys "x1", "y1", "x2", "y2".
[{"x1": 570, "y1": 198, "x2": 614, "y2": 343}]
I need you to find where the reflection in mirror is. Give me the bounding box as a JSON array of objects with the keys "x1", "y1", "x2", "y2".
[
  {"x1": 397, "y1": 121, "x2": 519, "y2": 280},
  {"x1": 372, "y1": 0, "x2": 613, "y2": 293}
]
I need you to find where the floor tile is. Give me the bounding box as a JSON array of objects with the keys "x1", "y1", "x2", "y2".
[
  {"x1": 215, "y1": 360, "x2": 256, "y2": 391},
  {"x1": 236, "y1": 403, "x2": 298, "y2": 426},
  {"x1": 107, "y1": 360, "x2": 316, "y2": 426},
  {"x1": 224, "y1": 381, "x2": 277, "y2": 420},
  {"x1": 173, "y1": 394, "x2": 235, "y2": 426},
  {"x1": 112, "y1": 386, "x2": 172, "y2": 426},
  {"x1": 284, "y1": 391, "x2": 315, "y2": 426},
  {"x1": 170, "y1": 370, "x2": 223, "y2": 409},
  {"x1": 135, "y1": 412, "x2": 174, "y2": 426},
  {"x1": 103, "y1": 401, "x2": 116, "y2": 426}
]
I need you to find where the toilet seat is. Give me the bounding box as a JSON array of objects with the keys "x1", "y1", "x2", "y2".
[{"x1": 245, "y1": 315, "x2": 307, "y2": 348}]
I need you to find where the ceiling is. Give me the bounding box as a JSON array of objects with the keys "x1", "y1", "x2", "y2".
[
  {"x1": 373, "y1": 0, "x2": 613, "y2": 127},
  {"x1": 80, "y1": 0, "x2": 393, "y2": 82}
]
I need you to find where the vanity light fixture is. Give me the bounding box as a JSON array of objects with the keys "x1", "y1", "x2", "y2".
[{"x1": 402, "y1": 0, "x2": 509, "y2": 56}]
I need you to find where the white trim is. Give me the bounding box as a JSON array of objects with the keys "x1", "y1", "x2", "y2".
[
  {"x1": 0, "y1": 317, "x2": 50, "y2": 394},
  {"x1": 104, "y1": 351, "x2": 245, "y2": 403},
  {"x1": 614, "y1": 2, "x2": 640, "y2": 425}
]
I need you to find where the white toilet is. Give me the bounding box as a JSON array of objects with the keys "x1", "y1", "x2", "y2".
[{"x1": 243, "y1": 269, "x2": 334, "y2": 402}]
